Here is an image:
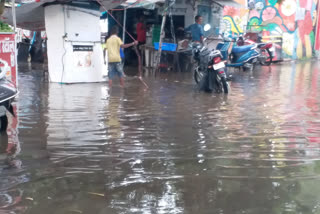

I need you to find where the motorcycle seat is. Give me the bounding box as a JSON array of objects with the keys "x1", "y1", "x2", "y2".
[
  {"x1": 257, "y1": 43, "x2": 267, "y2": 48},
  {"x1": 232, "y1": 45, "x2": 254, "y2": 53}
]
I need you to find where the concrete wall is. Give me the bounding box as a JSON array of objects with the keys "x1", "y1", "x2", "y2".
[
  {"x1": 168, "y1": 0, "x2": 222, "y2": 35},
  {"x1": 163, "y1": 0, "x2": 219, "y2": 26},
  {"x1": 165, "y1": 0, "x2": 195, "y2": 27}
]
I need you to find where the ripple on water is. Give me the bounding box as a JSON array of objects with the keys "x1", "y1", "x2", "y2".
[{"x1": 3, "y1": 63, "x2": 320, "y2": 213}]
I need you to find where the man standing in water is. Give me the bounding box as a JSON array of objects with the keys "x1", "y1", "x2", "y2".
[
  {"x1": 185, "y1": 15, "x2": 204, "y2": 44},
  {"x1": 104, "y1": 26, "x2": 138, "y2": 88}
]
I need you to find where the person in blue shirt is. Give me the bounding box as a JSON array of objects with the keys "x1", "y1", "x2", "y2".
[{"x1": 185, "y1": 15, "x2": 204, "y2": 43}]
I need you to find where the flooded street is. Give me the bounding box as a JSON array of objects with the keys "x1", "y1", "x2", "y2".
[{"x1": 2, "y1": 61, "x2": 320, "y2": 213}]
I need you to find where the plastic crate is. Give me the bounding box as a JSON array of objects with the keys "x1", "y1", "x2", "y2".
[{"x1": 154, "y1": 42, "x2": 177, "y2": 51}]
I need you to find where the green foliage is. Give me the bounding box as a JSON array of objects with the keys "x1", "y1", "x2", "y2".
[{"x1": 0, "y1": 21, "x2": 13, "y2": 32}]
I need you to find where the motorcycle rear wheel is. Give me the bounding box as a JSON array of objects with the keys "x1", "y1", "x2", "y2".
[
  {"x1": 220, "y1": 77, "x2": 229, "y2": 94},
  {"x1": 215, "y1": 76, "x2": 229, "y2": 94},
  {"x1": 260, "y1": 49, "x2": 272, "y2": 66}
]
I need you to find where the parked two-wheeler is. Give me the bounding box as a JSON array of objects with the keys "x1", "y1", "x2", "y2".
[
  {"x1": 0, "y1": 61, "x2": 18, "y2": 132},
  {"x1": 216, "y1": 35, "x2": 273, "y2": 71},
  {"x1": 236, "y1": 35, "x2": 273, "y2": 66},
  {"x1": 178, "y1": 24, "x2": 228, "y2": 93},
  {"x1": 192, "y1": 43, "x2": 229, "y2": 93}
]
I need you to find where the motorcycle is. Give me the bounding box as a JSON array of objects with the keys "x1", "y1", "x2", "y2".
[
  {"x1": 193, "y1": 44, "x2": 229, "y2": 93},
  {"x1": 192, "y1": 24, "x2": 229, "y2": 93},
  {"x1": 236, "y1": 35, "x2": 273, "y2": 66},
  {"x1": 0, "y1": 60, "x2": 18, "y2": 132},
  {"x1": 216, "y1": 35, "x2": 273, "y2": 70}
]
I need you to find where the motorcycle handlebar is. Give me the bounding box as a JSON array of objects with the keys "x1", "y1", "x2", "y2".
[{"x1": 189, "y1": 42, "x2": 203, "y2": 49}]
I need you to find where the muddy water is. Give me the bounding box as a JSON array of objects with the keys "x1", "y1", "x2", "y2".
[{"x1": 2, "y1": 62, "x2": 320, "y2": 213}]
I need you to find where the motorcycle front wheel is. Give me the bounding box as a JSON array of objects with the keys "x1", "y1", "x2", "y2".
[{"x1": 194, "y1": 67, "x2": 205, "y2": 84}]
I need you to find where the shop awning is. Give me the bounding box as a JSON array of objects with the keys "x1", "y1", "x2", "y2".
[
  {"x1": 2, "y1": 0, "x2": 164, "y2": 31},
  {"x1": 2, "y1": 1, "x2": 54, "y2": 31},
  {"x1": 101, "y1": 0, "x2": 164, "y2": 9},
  {"x1": 119, "y1": 0, "x2": 164, "y2": 9}
]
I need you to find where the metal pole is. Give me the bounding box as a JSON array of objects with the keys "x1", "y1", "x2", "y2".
[
  {"x1": 12, "y1": 0, "x2": 18, "y2": 86},
  {"x1": 122, "y1": 9, "x2": 127, "y2": 43},
  {"x1": 12, "y1": 0, "x2": 16, "y2": 31}
]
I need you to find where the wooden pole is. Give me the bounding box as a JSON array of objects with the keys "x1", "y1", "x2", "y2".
[
  {"x1": 156, "y1": 10, "x2": 167, "y2": 71},
  {"x1": 156, "y1": 0, "x2": 176, "y2": 71}
]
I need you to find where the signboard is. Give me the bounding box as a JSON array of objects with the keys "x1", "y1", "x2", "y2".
[
  {"x1": 73, "y1": 45, "x2": 93, "y2": 68},
  {"x1": 73, "y1": 45, "x2": 93, "y2": 52},
  {"x1": 0, "y1": 34, "x2": 20, "y2": 163},
  {"x1": 0, "y1": 33, "x2": 17, "y2": 86}
]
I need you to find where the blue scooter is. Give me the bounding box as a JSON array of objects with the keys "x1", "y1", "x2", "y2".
[{"x1": 216, "y1": 37, "x2": 260, "y2": 71}]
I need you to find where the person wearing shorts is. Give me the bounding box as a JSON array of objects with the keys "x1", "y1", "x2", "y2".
[{"x1": 105, "y1": 26, "x2": 138, "y2": 87}]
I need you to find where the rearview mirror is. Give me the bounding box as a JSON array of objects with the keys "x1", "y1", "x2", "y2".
[{"x1": 204, "y1": 24, "x2": 211, "y2": 32}]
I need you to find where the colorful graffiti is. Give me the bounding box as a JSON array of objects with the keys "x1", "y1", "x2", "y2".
[
  {"x1": 249, "y1": 0, "x2": 318, "y2": 59},
  {"x1": 315, "y1": 1, "x2": 320, "y2": 51},
  {"x1": 221, "y1": 6, "x2": 249, "y2": 35},
  {"x1": 222, "y1": 0, "x2": 319, "y2": 59}
]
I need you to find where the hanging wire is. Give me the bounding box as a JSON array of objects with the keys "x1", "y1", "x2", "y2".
[{"x1": 105, "y1": 9, "x2": 136, "y2": 41}]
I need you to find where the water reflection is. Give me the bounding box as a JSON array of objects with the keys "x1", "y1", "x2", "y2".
[
  {"x1": 2, "y1": 62, "x2": 320, "y2": 213},
  {"x1": 0, "y1": 104, "x2": 25, "y2": 213}
]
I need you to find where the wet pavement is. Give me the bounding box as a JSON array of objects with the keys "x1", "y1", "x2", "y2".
[{"x1": 2, "y1": 61, "x2": 320, "y2": 213}]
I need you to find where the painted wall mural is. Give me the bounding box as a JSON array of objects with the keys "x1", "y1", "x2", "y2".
[
  {"x1": 221, "y1": 6, "x2": 249, "y2": 35},
  {"x1": 222, "y1": 0, "x2": 319, "y2": 60}
]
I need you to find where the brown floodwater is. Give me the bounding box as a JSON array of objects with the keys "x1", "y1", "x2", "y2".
[{"x1": 1, "y1": 61, "x2": 320, "y2": 214}]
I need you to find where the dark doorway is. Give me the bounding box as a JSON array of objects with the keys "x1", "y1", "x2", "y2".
[{"x1": 157, "y1": 15, "x2": 185, "y2": 42}]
